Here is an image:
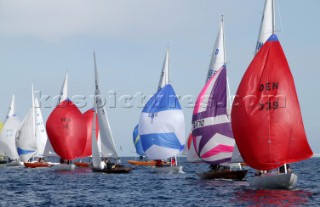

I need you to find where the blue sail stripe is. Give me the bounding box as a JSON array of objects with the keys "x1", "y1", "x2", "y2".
[
  {"x1": 17, "y1": 147, "x2": 36, "y2": 155},
  {"x1": 140, "y1": 133, "x2": 184, "y2": 152}
]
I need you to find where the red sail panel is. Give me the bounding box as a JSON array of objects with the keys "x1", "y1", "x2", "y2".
[
  {"x1": 231, "y1": 34, "x2": 312, "y2": 170},
  {"x1": 46, "y1": 99, "x2": 87, "y2": 160},
  {"x1": 81, "y1": 109, "x2": 99, "y2": 158}
]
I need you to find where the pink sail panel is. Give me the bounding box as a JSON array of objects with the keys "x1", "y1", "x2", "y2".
[
  {"x1": 231, "y1": 34, "x2": 313, "y2": 170},
  {"x1": 46, "y1": 99, "x2": 87, "y2": 160},
  {"x1": 81, "y1": 108, "x2": 99, "y2": 158},
  {"x1": 193, "y1": 67, "x2": 223, "y2": 115},
  {"x1": 201, "y1": 145, "x2": 234, "y2": 159}
]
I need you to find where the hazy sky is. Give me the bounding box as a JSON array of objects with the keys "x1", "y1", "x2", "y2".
[{"x1": 1, "y1": 0, "x2": 319, "y2": 156}]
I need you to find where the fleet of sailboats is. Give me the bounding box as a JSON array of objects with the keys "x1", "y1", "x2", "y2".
[{"x1": 0, "y1": 0, "x2": 315, "y2": 190}]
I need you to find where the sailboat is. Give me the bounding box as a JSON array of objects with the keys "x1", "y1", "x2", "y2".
[
  {"x1": 46, "y1": 72, "x2": 87, "y2": 170},
  {"x1": 0, "y1": 95, "x2": 23, "y2": 166},
  {"x1": 128, "y1": 49, "x2": 172, "y2": 167},
  {"x1": 91, "y1": 52, "x2": 132, "y2": 173},
  {"x1": 192, "y1": 16, "x2": 247, "y2": 180},
  {"x1": 16, "y1": 85, "x2": 52, "y2": 168},
  {"x1": 231, "y1": 0, "x2": 313, "y2": 189},
  {"x1": 139, "y1": 83, "x2": 185, "y2": 174},
  {"x1": 74, "y1": 108, "x2": 100, "y2": 168}
]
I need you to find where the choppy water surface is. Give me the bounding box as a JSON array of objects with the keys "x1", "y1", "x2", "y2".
[{"x1": 0, "y1": 157, "x2": 319, "y2": 206}]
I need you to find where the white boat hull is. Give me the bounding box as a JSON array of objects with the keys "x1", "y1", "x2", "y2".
[
  {"x1": 6, "y1": 160, "x2": 24, "y2": 167},
  {"x1": 51, "y1": 164, "x2": 75, "y2": 171},
  {"x1": 251, "y1": 172, "x2": 297, "y2": 189},
  {"x1": 153, "y1": 165, "x2": 184, "y2": 174}
]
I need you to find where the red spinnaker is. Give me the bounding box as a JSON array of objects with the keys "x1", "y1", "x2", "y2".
[
  {"x1": 231, "y1": 34, "x2": 312, "y2": 170},
  {"x1": 81, "y1": 108, "x2": 99, "y2": 158},
  {"x1": 46, "y1": 99, "x2": 87, "y2": 160}
]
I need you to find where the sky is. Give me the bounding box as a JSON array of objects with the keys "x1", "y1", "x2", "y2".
[{"x1": 0, "y1": 0, "x2": 319, "y2": 156}]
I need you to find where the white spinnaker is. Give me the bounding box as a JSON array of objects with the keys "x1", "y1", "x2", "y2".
[{"x1": 139, "y1": 109, "x2": 185, "y2": 160}]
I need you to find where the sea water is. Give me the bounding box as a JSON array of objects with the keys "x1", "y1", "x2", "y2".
[{"x1": 0, "y1": 157, "x2": 319, "y2": 207}]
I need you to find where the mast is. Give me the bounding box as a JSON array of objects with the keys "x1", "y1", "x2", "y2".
[
  {"x1": 272, "y1": 0, "x2": 275, "y2": 34},
  {"x1": 220, "y1": 15, "x2": 232, "y2": 115}
]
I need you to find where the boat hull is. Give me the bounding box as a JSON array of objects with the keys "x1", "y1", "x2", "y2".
[
  {"x1": 197, "y1": 170, "x2": 247, "y2": 180},
  {"x1": 24, "y1": 162, "x2": 54, "y2": 168},
  {"x1": 127, "y1": 160, "x2": 170, "y2": 166},
  {"x1": 153, "y1": 165, "x2": 184, "y2": 174},
  {"x1": 74, "y1": 162, "x2": 90, "y2": 167},
  {"x1": 51, "y1": 164, "x2": 76, "y2": 171},
  {"x1": 92, "y1": 166, "x2": 133, "y2": 174},
  {"x1": 6, "y1": 160, "x2": 24, "y2": 167},
  {"x1": 251, "y1": 172, "x2": 297, "y2": 189}
]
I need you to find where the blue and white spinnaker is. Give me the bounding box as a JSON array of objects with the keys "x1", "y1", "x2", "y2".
[{"x1": 139, "y1": 84, "x2": 185, "y2": 160}]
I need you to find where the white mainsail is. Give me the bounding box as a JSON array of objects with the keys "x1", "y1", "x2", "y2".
[
  {"x1": 34, "y1": 98, "x2": 48, "y2": 157},
  {"x1": 255, "y1": 0, "x2": 275, "y2": 54},
  {"x1": 57, "y1": 71, "x2": 68, "y2": 105},
  {"x1": 157, "y1": 48, "x2": 170, "y2": 91},
  {"x1": 93, "y1": 52, "x2": 118, "y2": 159},
  {"x1": 5, "y1": 95, "x2": 15, "y2": 121},
  {"x1": 206, "y1": 17, "x2": 226, "y2": 83},
  {"x1": 91, "y1": 108, "x2": 104, "y2": 169},
  {"x1": 16, "y1": 85, "x2": 37, "y2": 162}
]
